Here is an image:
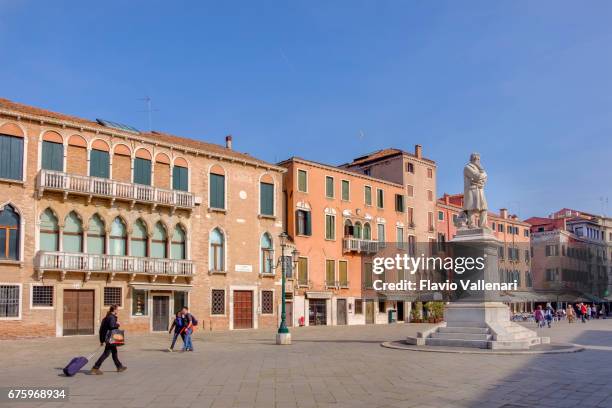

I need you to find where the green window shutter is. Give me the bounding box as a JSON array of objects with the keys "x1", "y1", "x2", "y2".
[
  {"x1": 0, "y1": 134, "x2": 23, "y2": 181},
  {"x1": 260, "y1": 182, "x2": 274, "y2": 215},
  {"x1": 173, "y1": 166, "x2": 188, "y2": 191},
  {"x1": 210, "y1": 173, "x2": 225, "y2": 209},
  {"x1": 133, "y1": 158, "x2": 151, "y2": 185},
  {"x1": 42, "y1": 141, "x2": 63, "y2": 171},
  {"x1": 341, "y1": 180, "x2": 349, "y2": 200},
  {"x1": 298, "y1": 170, "x2": 307, "y2": 192},
  {"x1": 90, "y1": 149, "x2": 110, "y2": 178},
  {"x1": 365, "y1": 186, "x2": 372, "y2": 205},
  {"x1": 305, "y1": 211, "x2": 312, "y2": 236},
  {"x1": 326, "y1": 177, "x2": 334, "y2": 197}
]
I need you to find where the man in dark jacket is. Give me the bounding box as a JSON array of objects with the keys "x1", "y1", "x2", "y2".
[{"x1": 91, "y1": 305, "x2": 127, "y2": 374}]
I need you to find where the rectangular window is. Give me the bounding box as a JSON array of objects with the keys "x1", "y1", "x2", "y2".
[
  {"x1": 41, "y1": 141, "x2": 63, "y2": 171},
  {"x1": 395, "y1": 194, "x2": 405, "y2": 212},
  {"x1": 376, "y1": 189, "x2": 384, "y2": 208},
  {"x1": 296, "y1": 210, "x2": 312, "y2": 236},
  {"x1": 438, "y1": 211, "x2": 444, "y2": 221},
  {"x1": 378, "y1": 301, "x2": 386, "y2": 313},
  {"x1": 396, "y1": 227, "x2": 404, "y2": 249},
  {"x1": 498, "y1": 224, "x2": 503, "y2": 232},
  {"x1": 0, "y1": 134, "x2": 24, "y2": 181},
  {"x1": 32, "y1": 286, "x2": 53, "y2": 307},
  {"x1": 524, "y1": 229, "x2": 529, "y2": 237},
  {"x1": 261, "y1": 290, "x2": 274, "y2": 314},
  {"x1": 405, "y1": 162, "x2": 414, "y2": 173},
  {"x1": 406, "y1": 185, "x2": 414, "y2": 197},
  {"x1": 354, "y1": 299, "x2": 363, "y2": 314},
  {"x1": 427, "y1": 190, "x2": 433, "y2": 202},
  {"x1": 364, "y1": 186, "x2": 372, "y2": 206},
  {"x1": 297, "y1": 169, "x2": 308, "y2": 192},
  {"x1": 408, "y1": 207, "x2": 415, "y2": 225},
  {"x1": 174, "y1": 291, "x2": 188, "y2": 313},
  {"x1": 341, "y1": 180, "x2": 350, "y2": 201},
  {"x1": 104, "y1": 287, "x2": 122, "y2": 307},
  {"x1": 428, "y1": 212, "x2": 434, "y2": 231},
  {"x1": 0, "y1": 285, "x2": 20, "y2": 317},
  {"x1": 339, "y1": 260, "x2": 348, "y2": 287},
  {"x1": 364, "y1": 263, "x2": 373, "y2": 288},
  {"x1": 298, "y1": 257, "x2": 308, "y2": 286},
  {"x1": 131, "y1": 289, "x2": 148, "y2": 316},
  {"x1": 133, "y1": 157, "x2": 151, "y2": 185},
  {"x1": 492, "y1": 222, "x2": 496, "y2": 230},
  {"x1": 325, "y1": 214, "x2": 335, "y2": 240},
  {"x1": 210, "y1": 173, "x2": 225, "y2": 209},
  {"x1": 89, "y1": 149, "x2": 110, "y2": 179},
  {"x1": 326, "y1": 260, "x2": 336, "y2": 286},
  {"x1": 260, "y1": 182, "x2": 274, "y2": 216},
  {"x1": 173, "y1": 166, "x2": 188, "y2": 191},
  {"x1": 408, "y1": 235, "x2": 416, "y2": 256},
  {"x1": 377, "y1": 224, "x2": 385, "y2": 244},
  {"x1": 211, "y1": 289, "x2": 225, "y2": 315},
  {"x1": 325, "y1": 176, "x2": 334, "y2": 198},
  {"x1": 427, "y1": 168, "x2": 433, "y2": 178}
]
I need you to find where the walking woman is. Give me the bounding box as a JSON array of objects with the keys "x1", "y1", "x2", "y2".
[
  {"x1": 566, "y1": 304, "x2": 576, "y2": 323},
  {"x1": 91, "y1": 305, "x2": 127, "y2": 375}
]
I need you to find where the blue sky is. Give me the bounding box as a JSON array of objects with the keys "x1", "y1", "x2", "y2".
[{"x1": 1, "y1": 1, "x2": 611, "y2": 218}]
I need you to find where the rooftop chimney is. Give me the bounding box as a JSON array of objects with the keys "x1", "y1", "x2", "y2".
[
  {"x1": 415, "y1": 144, "x2": 422, "y2": 159},
  {"x1": 500, "y1": 208, "x2": 508, "y2": 219},
  {"x1": 225, "y1": 135, "x2": 233, "y2": 150}
]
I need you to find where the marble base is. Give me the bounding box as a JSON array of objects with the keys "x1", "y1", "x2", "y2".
[{"x1": 276, "y1": 333, "x2": 292, "y2": 345}]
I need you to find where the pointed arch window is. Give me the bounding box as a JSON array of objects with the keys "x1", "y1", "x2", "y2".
[
  {"x1": 110, "y1": 218, "x2": 127, "y2": 256},
  {"x1": 354, "y1": 221, "x2": 362, "y2": 239},
  {"x1": 63, "y1": 212, "x2": 83, "y2": 252},
  {"x1": 151, "y1": 222, "x2": 168, "y2": 258},
  {"x1": 0, "y1": 205, "x2": 19, "y2": 259},
  {"x1": 261, "y1": 233, "x2": 274, "y2": 274},
  {"x1": 131, "y1": 219, "x2": 148, "y2": 257},
  {"x1": 40, "y1": 209, "x2": 59, "y2": 251},
  {"x1": 171, "y1": 225, "x2": 186, "y2": 260},
  {"x1": 87, "y1": 214, "x2": 105, "y2": 254},
  {"x1": 344, "y1": 219, "x2": 354, "y2": 237},
  {"x1": 209, "y1": 228, "x2": 224, "y2": 272}
]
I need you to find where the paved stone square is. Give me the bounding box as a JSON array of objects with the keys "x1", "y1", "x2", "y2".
[{"x1": 1, "y1": 320, "x2": 612, "y2": 408}]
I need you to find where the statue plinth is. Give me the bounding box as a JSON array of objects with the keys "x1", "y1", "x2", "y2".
[{"x1": 407, "y1": 227, "x2": 549, "y2": 350}]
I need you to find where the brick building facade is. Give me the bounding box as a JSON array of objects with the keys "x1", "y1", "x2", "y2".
[{"x1": 0, "y1": 98, "x2": 285, "y2": 338}]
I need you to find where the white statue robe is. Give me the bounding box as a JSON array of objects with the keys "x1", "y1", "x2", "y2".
[{"x1": 463, "y1": 163, "x2": 487, "y2": 211}]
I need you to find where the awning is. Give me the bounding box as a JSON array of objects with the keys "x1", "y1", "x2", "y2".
[
  {"x1": 377, "y1": 291, "x2": 417, "y2": 301},
  {"x1": 305, "y1": 291, "x2": 332, "y2": 299},
  {"x1": 129, "y1": 283, "x2": 192, "y2": 292}
]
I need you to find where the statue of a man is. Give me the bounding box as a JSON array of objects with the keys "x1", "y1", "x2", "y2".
[{"x1": 463, "y1": 152, "x2": 488, "y2": 229}]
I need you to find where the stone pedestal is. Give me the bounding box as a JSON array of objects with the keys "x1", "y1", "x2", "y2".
[
  {"x1": 407, "y1": 228, "x2": 548, "y2": 349},
  {"x1": 276, "y1": 333, "x2": 292, "y2": 345}
]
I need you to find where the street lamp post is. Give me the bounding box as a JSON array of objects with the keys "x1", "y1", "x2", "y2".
[{"x1": 276, "y1": 232, "x2": 299, "y2": 345}]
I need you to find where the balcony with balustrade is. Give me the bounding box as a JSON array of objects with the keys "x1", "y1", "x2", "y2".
[
  {"x1": 37, "y1": 170, "x2": 196, "y2": 210},
  {"x1": 342, "y1": 237, "x2": 380, "y2": 254},
  {"x1": 35, "y1": 251, "x2": 195, "y2": 283}
]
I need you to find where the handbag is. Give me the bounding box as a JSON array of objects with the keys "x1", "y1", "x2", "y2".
[{"x1": 106, "y1": 329, "x2": 125, "y2": 346}]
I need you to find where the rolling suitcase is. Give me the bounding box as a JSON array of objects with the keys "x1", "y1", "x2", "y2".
[{"x1": 62, "y1": 347, "x2": 101, "y2": 376}]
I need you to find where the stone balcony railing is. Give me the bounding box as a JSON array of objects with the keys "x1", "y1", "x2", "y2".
[
  {"x1": 37, "y1": 169, "x2": 196, "y2": 210},
  {"x1": 342, "y1": 237, "x2": 380, "y2": 254},
  {"x1": 35, "y1": 251, "x2": 194, "y2": 281}
]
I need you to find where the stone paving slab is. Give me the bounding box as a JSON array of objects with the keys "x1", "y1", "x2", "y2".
[{"x1": 0, "y1": 320, "x2": 611, "y2": 407}]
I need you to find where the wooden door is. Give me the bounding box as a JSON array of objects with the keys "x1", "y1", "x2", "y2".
[
  {"x1": 285, "y1": 301, "x2": 293, "y2": 327},
  {"x1": 152, "y1": 296, "x2": 170, "y2": 332},
  {"x1": 365, "y1": 300, "x2": 375, "y2": 324},
  {"x1": 233, "y1": 290, "x2": 253, "y2": 329},
  {"x1": 337, "y1": 299, "x2": 347, "y2": 325},
  {"x1": 397, "y1": 301, "x2": 405, "y2": 321},
  {"x1": 63, "y1": 290, "x2": 94, "y2": 336}
]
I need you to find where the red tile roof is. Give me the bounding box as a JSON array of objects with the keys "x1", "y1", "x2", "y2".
[{"x1": 0, "y1": 97, "x2": 280, "y2": 169}]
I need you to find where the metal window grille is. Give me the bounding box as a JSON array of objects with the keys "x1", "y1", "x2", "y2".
[
  {"x1": 211, "y1": 289, "x2": 225, "y2": 315},
  {"x1": 32, "y1": 286, "x2": 53, "y2": 307},
  {"x1": 104, "y1": 287, "x2": 122, "y2": 307},
  {"x1": 261, "y1": 290, "x2": 273, "y2": 314},
  {"x1": 0, "y1": 285, "x2": 20, "y2": 317}
]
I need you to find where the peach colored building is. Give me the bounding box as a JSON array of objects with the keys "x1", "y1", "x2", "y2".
[
  {"x1": 0, "y1": 98, "x2": 285, "y2": 338},
  {"x1": 437, "y1": 193, "x2": 535, "y2": 312},
  {"x1": 280, "y1": 146, "x2": 437, "y2": 325}
]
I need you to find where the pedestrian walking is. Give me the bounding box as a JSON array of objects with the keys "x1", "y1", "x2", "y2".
[
  {"x1": 91, "y1": 305, "x2": 127, "y2": 375},
  {"x1": 181, "y1": 306, "x2": 195, "y2": 352},
  {"x1": 544, "y1": 303, "x2": 554, "y2": 328},
  {"x1": 534, "y1": 305, "x2": 545, "y2": 328},
  {"x1": 580, "y1": 303, "x2": 588, "y2": 323},
  {"x1": 566, "y1": 304, "x2": 575, "y2": 323},
  {"x1": 168, "y1": 310, "x2": 185, "y2": 352}
]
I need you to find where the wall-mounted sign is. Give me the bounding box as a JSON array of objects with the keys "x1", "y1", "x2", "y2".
[{"x1": 235, "y1": 264, "x2": 253, "y2": 273}]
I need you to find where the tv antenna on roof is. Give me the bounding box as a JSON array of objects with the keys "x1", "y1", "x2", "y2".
[{"x1": 138, "y1": 96, "x2": 158, "y2": 132}]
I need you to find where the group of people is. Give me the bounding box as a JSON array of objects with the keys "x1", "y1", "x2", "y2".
[
  {"x1": 168, "y1": 306, "x2": 196, "y2": 352},
  {"x1": 533, "y1": 302, "x2": 607, "y2": 327}
]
